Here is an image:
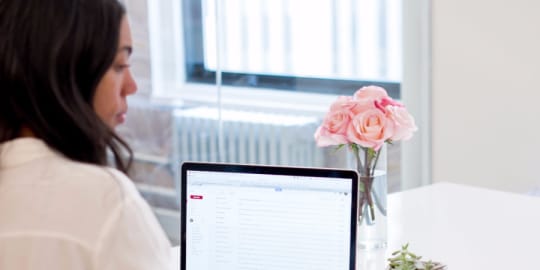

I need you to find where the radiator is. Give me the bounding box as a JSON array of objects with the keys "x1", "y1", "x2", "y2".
[
  {"x1": 161, "y1": 107, "x2": 324, "y2": 243},
  {"x1": 172, "y1": 107, "x2": 323, "y2": 167}
]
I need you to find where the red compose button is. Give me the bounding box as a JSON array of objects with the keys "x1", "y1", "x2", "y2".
[{"x1": 190, "y1": 195, "x2": 203, "y2": 200}]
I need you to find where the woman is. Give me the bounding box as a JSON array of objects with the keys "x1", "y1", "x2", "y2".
[{"x1": 0, "y1": 0, "x2": 172, "y2": 269}]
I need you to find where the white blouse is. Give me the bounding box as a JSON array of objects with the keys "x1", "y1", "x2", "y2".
[{"x1": 0, "y1": 138, "x2": 172, "y2": 269}]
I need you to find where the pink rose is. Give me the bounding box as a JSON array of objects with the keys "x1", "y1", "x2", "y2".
[
  {"x1": 374, "y1": 97, "x2": 403, "y2": 111},
  {"x1": 314, "y1": 104, "x2": 352, "y2": 147},
  {"x1": 314, "y1": 85, "x2": 416, "y2": 151},
  {"x1": 347, "y1": 108, "x2": 394, "y2": 150},
  {"x1": 386, "y1": 106, "x2": 417, "y2": 141},
  {"x1": 354, "y1": 85, "x2": 402, "y2": 113},
  {"x1": 353, "y1": 86, "x2": 389, "y2": 101},
  {"x1": 329, "y1": 96, "x2": 370, "y2": 115},
  {"x1": 330, "y1": 96, "x2": 354, "y2": 111}
]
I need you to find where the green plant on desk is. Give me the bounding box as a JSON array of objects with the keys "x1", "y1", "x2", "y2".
[{"x1": 387, "y1": 243, "x2": 447, "y2": 270}]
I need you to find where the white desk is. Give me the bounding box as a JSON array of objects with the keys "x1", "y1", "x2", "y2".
[{"x1": 173, "y1": 182, "x2": 540, "y2": 269}]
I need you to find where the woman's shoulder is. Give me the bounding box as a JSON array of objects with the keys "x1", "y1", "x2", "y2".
[
  {"x1": 0, "y1": 138, "x2": 139, "y2": 206},
  {"x1": 0, "y1": 139, "x2": 149, "y2": 250},
  {"x1": 50, "y1": 157, "x2": 140, "y2": 206},
  {"x1": 39, "y1": 158, "x2": 152, "y2": 244}
]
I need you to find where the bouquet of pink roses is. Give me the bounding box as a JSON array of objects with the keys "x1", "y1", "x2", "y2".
[{"x1": 314, "y1": 85, "x2": 417, "y2": 224}]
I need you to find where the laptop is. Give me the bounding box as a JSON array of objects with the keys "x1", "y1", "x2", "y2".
[{"x1": 180, "y1": 162, "x2": 358, "y2": 270}]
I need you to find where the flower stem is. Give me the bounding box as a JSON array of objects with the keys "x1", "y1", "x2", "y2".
[
  {"x1": 365, "y1": 177, "x2": 375, "y2": 221},
  {"x1": 371, "y1": 148, "x2": 382, "y2": 175},
  {"x1": 354, "y1": 145, "x2": 380, "y2": 223},
  {"x1": 364, "y1": 147, "x2": 371, "y2": 177},
  {"x1": 352, "y1": 145, "x2": 364, "y2": 173}
]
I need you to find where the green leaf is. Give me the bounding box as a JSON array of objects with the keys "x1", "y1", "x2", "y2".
[
  {"x1": 336, "y1": 144, "x2": 345, "y2": 150},
  {"x1": 387, "y1": 243, "x2": 446, "y2": 270},
  {"x1": 366, "y1": 147, "x2": 378, "y2": 161}
]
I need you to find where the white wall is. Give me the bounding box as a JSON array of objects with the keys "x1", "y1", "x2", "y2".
[{"x1": 432, "y1": 0, "x2": 540, "y2": 192}]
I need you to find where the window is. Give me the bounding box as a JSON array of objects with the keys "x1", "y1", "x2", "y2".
[
  {"x1": 181, "y1": 0, "x2": 402, "y2": 97},
  {"x1": 136, "y1": 0, "x2": 416, "y2": 244}
]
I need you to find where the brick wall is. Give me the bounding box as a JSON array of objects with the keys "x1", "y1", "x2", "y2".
[{"x1": 125, "y1": 0, "x2": 152, "y2": 97}]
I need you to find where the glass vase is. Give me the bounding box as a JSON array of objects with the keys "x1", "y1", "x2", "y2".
[{"x1": 349, "y1": 144, "x2": 387, "y2": 250}]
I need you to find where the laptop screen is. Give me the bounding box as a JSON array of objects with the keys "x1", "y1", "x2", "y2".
[{"x1": 181, "y1": 162, "x2": 358, "y2": 270}]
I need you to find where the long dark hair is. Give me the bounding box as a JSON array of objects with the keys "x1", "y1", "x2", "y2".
[{"x1": 0, "y1": 0, "x2": 132, "y2": 173}]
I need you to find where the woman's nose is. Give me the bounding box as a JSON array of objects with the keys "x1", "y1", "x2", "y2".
[{"x1": 123, "y1": 69, "x2": 138, "y2": 96}]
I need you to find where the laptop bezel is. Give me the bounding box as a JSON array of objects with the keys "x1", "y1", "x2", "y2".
[{"x1": 180, "y1": 161, "x2": 358, "y2": 270}]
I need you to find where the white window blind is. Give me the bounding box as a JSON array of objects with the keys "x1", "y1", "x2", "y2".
[{"x1": 202, "y1": 0, "x2": 402, "y2": 82}]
